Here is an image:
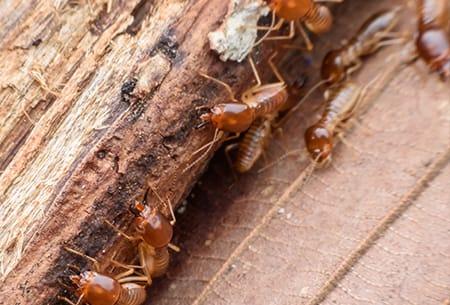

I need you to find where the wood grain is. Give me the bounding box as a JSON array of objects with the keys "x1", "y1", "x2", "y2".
[{"x1": 0, "y1": 0, "x2": 275, "y2": 304}]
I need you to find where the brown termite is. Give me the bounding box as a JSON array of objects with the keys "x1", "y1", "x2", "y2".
[
  {"x1": 184, "y1": 53, "x2": 288, "y2": 172},
  {"x1": 280, "y1": 8, "x2": 404, "y2": 127},
  {"x1": 226, "y1": 115, "x2": 274, "y2": 173},
  {"x1": 416, "y1": 0, "x2": 450, "y2": 80},
  {"x1": 321, "y1": 7, "x2": 403, "y2": 84},
  {"x1": 200, "y1": 53, "x2": 288, "y2": 130},
  {"x1": 105, "y1": 186, "x2": 178, "y2": 286},
  {"x1": 58, "y1": 247, "x2": 147, "y2": 305},
  {"x1": 259, "y1": 0, "x2": 342, "y2": 50},
  {"x1": 304, "y1": 81, "x2": 362, "y2": 166}
]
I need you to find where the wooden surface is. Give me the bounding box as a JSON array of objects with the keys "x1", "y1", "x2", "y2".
[
  {"x1": 1, "y1": 0, "x2": 449, "y2": 305},
  {"x1": 0, "y1": 1, "x2": 274, "y2": 304}
]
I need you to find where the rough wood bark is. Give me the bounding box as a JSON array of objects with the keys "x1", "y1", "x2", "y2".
[{"x1": 0, "y1": 1, "x2": 273, "y2": 304}]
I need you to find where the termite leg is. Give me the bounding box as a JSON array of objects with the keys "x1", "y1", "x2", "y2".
[
  {"x1": 346, "y1": 58, "x2": 362, "y2": 76},
  {"x1": 57, "y1": 278, "x2": 75, "y2": 291},
  {"x1": 117, "y1": 275, "x2": 150, "y2": 284},
  {"x1": 64, "y1": 247, "x2": 101, "y2": 272},
  {"x1": 57, "y1": 296, "x2": 81, "y2": 305},
  {"x1": 268, "y1": 52, "x2": 285, "y2": 83},
  {"x1": 112, "y1": 262, "x2": 147, "y2": 281},
  {"x1": 110, "y1": 259, "x2": 144, "y2": 271},
  {"x1": 371, "y1": 38, "x2": 407, "y2": 51},
  {"x1": 265, "y1": 20, "x2": 295, "y2": 41},
  {"x1": 248, "y1": 56, "x2": 262, "y2": 90},
  {"x1": 223, "y1": 132, "x2": 241, "y2": 142},
  {"x1": 224, "y1": 143, "x2": 239, "y2": 180},
  {"x1": 168, "y1": 243, "x2": 181, "y2": 252},
  {"x1": 314, "y1": 0, "x2": 343, "y2": 3},
  {"x1": 253, "y1": 13, "x2": 280, "y2": 47},
  {"x1": 255, "y1": 15, "x2": 283, "y2": 31},
  {"x1": 66, "y1": 264, "x2": 81, "y2": 272},
  {"x1": 114, "y1": 267, "x2": 137, "y2": 281},
  {"x1": 198, "y1": 72, "x2": 238, "y2": 103},
  {"x1": 295, "y1": 21, "x2": 314, "y2": 51},
  {"x1": 104, "y1": 220, "x2": 140, "y2": 242}
]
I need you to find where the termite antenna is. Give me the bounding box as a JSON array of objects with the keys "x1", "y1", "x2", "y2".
[
  {"x1": 141, "y1": 186, "x2": 151, "y2": 205},
  {"x1": 183, "y1": 128, "x2": 224, "y2": 173},
  {"x1": 147, "y1": 184, "x2": 177, "y2": 225},
  {"x1": 57, "y1": 295, "x2": 82, "y2": 305},
  {"x1": 198, "y1": 72, "x2": 238, "y2": 103},
  {"x1": 195, "y1": 120, "x2": 209, "y2": 129},
  {"x1": 303, "y1": 152, "x2": 322, "y2": 185},
  {"x1": 66, "y1": 264, "x2": 81, "y2": 272},
  {"x1": 166, "y1": 196, "x2": 176, "y2": 226},
  {"x1": 57, "y1": 278, "x2": 76, "y2": 291},
  {"x1": 280, "y1": 78, "x2": 331, "y2": 125},
  {"x1": 104, "y1": 219, "x2": 140, "y2": 242},
  {"x1": 63, "y1": 247, "x2": 101, "y2": 272},
  {"x1": 148, "y1": 184, "x2": 164, "y2": 206}
]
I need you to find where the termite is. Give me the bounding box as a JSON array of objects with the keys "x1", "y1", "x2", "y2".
[
  {"x1": 200, "y1": 53, "x2": 288, "y2": 131},
  {"x1": 304, "y1": 81, "x2": 362, "y2": 166},
  {"x1": 261, "y1": 0, "x2": 342, "y2": 50},
  {"x1": 280, "y1": 8, "x2": 403, "y2": 127},
  {"x1": 226, "y1": 116, "x2": 274, "y2": 173},
  {"x1": 321, "y1": 7, "x2": 402, "y2": 84},
  {"x1": 105, "y1": 186, "x2": 178, "y2": 286},
  {"x1": 185, "y1": 53, "x2": 288, "y2": 172},
  {"x1": 416, "y1": 0, "x2": 450, "y2": 80},
  {"x1": 59, "y1": 247, "x2": 147, "y2": 305}
]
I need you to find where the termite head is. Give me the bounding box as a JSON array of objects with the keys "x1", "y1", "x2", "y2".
[
  {"x1": 321, "y1": 50, "x2": 346, "y2": 84},
  {"x1": 70, "y1": 271, "x2": 121, "y2": 305},
  {"x1": 132, "y1": 201, "x2": 173, "y2": 248},
  {"x1": 304, "y1": 125, "x2": 333, "y2": 165},
  {"x1": 200, "y1": 103, "x2": 254, "y2": 133},
  {"x1": 416, "y1": 29, "x2": 450, "y2": 81}
]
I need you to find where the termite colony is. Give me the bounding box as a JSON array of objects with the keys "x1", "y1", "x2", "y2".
[
  {"x1": 57, "y1": 1, "x2": 449, "y2": 304},
  {"x1": 191, "y1": 0, "x2": 449, "y2": 173},
  {"x1": 58, "y1": 187, "x2": 178, "y2": 305}
]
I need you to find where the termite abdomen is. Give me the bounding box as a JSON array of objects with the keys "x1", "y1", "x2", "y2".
[
  {"x1": 234, "y1": 118, "x2": 272, "y2": 173},
  {"x1": 152, "y1": 247, "x2": 170, "y2": 277},
  {"x1": 417, "y1": 0, "x2": 449, "y2": 31},
  {"x1": 118, "y1": 283, "x2": 147, "y2": 305},
  {"x1": 246, "y1": 86, "x2": 288, "y2": 117},
  {"x1": 416, "y1": 29, "x2": 450, "y2": 80},
  {"x1": 304, "y1": 4, "x2": 333, "y2": 34}
]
